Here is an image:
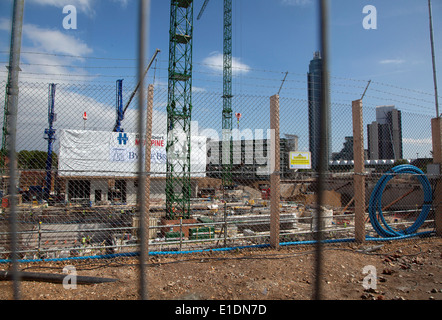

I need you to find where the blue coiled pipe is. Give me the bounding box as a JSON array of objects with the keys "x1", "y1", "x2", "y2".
[{"x1": 368, "y1": 164, "x2": 433, "y2": 238}]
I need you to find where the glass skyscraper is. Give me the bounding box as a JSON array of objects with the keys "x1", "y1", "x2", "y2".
[{"x1": 307, "y1": 51, "x2": 331, "y2": 170}]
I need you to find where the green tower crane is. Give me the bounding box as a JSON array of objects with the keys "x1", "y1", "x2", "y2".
[
  {"x1": 222, "y1": 0, "x2": 233, "y2": 188},
  {"x1": 198, "y1": 0, "x2": 234, "y2": 188},
  {"x1": 165, "y1": 0, "x2": 194, "y2": 220}
]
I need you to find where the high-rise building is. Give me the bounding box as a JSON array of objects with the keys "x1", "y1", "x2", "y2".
[
  {"x1": 332, "y1": 136, "x2": 354, "y2": 161},
  {"x1": 307, "y1": 51, "x2": 331, "y2": 170},
  {"x1": 367, "y1": 105, "x2": 403, "y2": 160}
]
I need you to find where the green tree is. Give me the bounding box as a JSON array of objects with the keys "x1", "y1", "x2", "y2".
[
  {"x1": 393, "y1": 159, "x2": 409, "y2": 167},
  {"x1": 17, "y1": 150, "x2": 58, "y2": 170}
]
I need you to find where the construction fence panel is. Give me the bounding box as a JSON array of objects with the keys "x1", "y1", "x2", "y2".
[{"x1": 0, "y1": 80, "x2": 438, "y2": 262}]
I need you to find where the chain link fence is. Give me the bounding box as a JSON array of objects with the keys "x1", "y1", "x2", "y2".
[{"x1": 0, "y1": 79, "x2": 438, "y2": 262}]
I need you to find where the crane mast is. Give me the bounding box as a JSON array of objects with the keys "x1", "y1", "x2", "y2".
[
  {"x1": 197, "y1": 0, "x2": 234, "y2": 188},
  {"x1": 166, "y1": 0, "x2": 194, "y2": 220},
  {"x1": 114, "y1": 79, "x2": 124, "y2": 132},
  {"x1": 165, "y1": 0, "x2": 234, "y2": 219},
  {"x1": 112, "y1": 49, "x2": 160, "y2": 133},
  {"x1": 44, "y1": 83, "x2": 56, "y2": 199},
  {"x1": 222, "y1": 0, "x2": 233, "y2": 188}
]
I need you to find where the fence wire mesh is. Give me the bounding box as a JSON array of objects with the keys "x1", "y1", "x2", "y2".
[
  {"x1": 0, "y1": 80, "x2": 438, "y2": 262},
  {"x1": 0, "y1": 0, "x2": 441, "y2": 305}
]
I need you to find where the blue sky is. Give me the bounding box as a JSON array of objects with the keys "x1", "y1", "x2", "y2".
[
  {"x1": 0, "y1": 0, "x2": 440, "y2": 97},
  {"x1": 0, "y1": 0, "x2": 441, "y2": 158}
]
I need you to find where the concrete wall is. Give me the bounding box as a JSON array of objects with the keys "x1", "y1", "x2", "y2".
[{"x1": 91, "y1": 179, "x2": 109, "y2": 204}]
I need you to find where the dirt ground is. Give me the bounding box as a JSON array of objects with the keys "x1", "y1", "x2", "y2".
[{"x1": 0, "y1": 237, "x2": 441, "y2": 301}]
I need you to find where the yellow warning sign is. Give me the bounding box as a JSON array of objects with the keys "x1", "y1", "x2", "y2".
[{"x1": 289, "y1": 151, "x2": 311, "y2": 169}]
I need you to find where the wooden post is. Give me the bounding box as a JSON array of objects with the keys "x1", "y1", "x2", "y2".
[
  {"x1": 352, "y1": 99, "x2": 366, "y2": 242},
  {"x1": 143, "y1": 84, "x2": 154, "y2": 250},
  {"x1": 270, "y1": 94, "x2": 280, "y2": 249},
  {"x1": 431, "y1": 117, "x2": 442, "y2": 236}
]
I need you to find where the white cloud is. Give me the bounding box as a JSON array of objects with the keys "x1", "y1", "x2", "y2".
[
  {"x1": 155, "y1": 80, "x2": 206, "y2": 93},
  {"x1": 27, "y1": 0, "x2": 130, "y2": 14},
  {"x1": 281, "y1": 0, "x2": 313, "y2": 6},
  {"x1": 0, "y1": 18, "x2": 11, "y2": 32},
  {"x1": 9, "y1": 23, "x2": 95, "y2": 83},
  {"x1": 23, "y1": 23, "x2": 93, "y2": 57},
  {"x1": 27, "y1": 0, "x2": 95, "y2": 14},
  {"x1": 379, "y1": 59, "x2": 406, "y2": 65},
  {"x1": 20, "y1": 51, "x2": 94, "y2": 83},
  {"x1": 0, "y1": 23, "x2": 95, "y2": 84},
  {"x1": 192, "y1": 86, "x2": 207, "y2": 93},
  {"x1": 112, "y1": 0, "x2": 131, "y2": 8},
  {"x1": 0, "y1": 20, "x2": 94, "y2": 83},
  {"x1": 202, "y1": 52, "x2": 251, "y2": 76},
  {"x1": 0, "y1": 82, "x2": 168, "y2": 151},
  {"x1": 403, "y1": 137, "x2": 432, "y2": 145}
]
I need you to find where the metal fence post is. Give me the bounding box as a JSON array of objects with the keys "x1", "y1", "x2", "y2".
[
  {"x1": 352, "y1": 99, "x2": 366, "y2": 242},
  {"x1": 314, "y1": 0, "x2": 331, "y2": 301},
  {"x1": 5, "y1": 0, "x2": 25, "y2": 300},
  {"x1": 137, "y1": 0, "x2": 150, "y2": 301},
  {"x1": 270, "y1": 94, "x2": 280, "y2": 249}
]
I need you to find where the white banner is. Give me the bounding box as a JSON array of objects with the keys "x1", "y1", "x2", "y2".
[{"x1": 58, "y1": 130, "x2": 205, "y2": 177}]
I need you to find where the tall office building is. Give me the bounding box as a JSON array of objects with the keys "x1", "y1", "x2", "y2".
[
  {"x1": 307, "y1": 51, "x2": 331, "y2": 170},
  {"x1": 367, "y1": 105, "x2": 403, "y2": 160},
  {"x1": 332, "y1": 136, "x2": 354, "y2": 161}
]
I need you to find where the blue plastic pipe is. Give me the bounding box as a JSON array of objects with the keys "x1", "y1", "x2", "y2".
[
  {"x1": 0, "y1": 232, "x2": 436, "y2": 264},
  {"x1": 368, "y1": 164, "x2": 433, "y2": 238}
]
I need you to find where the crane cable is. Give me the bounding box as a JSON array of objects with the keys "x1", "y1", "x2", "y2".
[{"x1": 368, "y1": 164, "x2": 433, "y2": 238}]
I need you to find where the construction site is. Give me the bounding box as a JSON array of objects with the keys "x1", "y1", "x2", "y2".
[
  {"x1": 0, "y1": 150, "x2": 438, "y2": 260},
  {"x1": 0, "y1": 0, "x2": 441, "y2": 303}
]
